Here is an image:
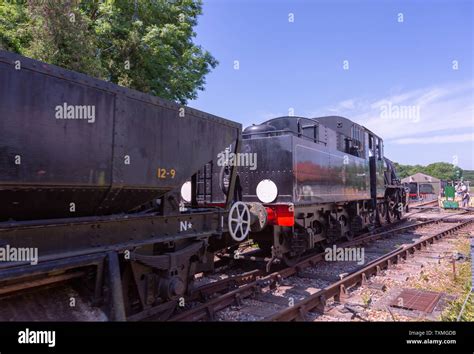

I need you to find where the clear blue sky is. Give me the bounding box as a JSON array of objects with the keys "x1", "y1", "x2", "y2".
[{"x1": 189, "y1": 0, "x2": 474, "y2": 170}]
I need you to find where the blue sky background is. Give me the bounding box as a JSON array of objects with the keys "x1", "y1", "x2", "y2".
[{"x1": 189, "y1": 0, "x2": 473, "y2": 169}]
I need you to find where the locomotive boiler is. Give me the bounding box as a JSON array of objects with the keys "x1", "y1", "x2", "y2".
[{"x1": 239, "y1": 116, "x2": 407, "y2": 265}]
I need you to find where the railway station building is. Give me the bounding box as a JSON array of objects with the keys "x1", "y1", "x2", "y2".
[{"x1": 401, "y1": 173, "x2": 440, "y2": 200}]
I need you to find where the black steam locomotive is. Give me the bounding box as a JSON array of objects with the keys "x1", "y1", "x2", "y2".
[{"x1": 239, "y1": 116, "x2": 408, "y2": 264}]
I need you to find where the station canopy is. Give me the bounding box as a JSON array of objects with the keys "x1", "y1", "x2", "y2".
[{"x1": 401, "y1": 173, "x2": 440, "y2": 184}]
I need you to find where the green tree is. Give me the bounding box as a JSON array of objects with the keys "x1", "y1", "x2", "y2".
[
  {"x1": 462, "y1": 170, "x2": 474, "y2": 181},
  {"x1": 0, "y1": 0, "x2": 217, "y2": 104},
  {"x1": 393, "y1": 161, "x2": 464, "y2": 181},
  {"x1": 424, "y1": 162, "x2": 462, "y2": 180},
  {"x1": 0, "y1": 1, "x2": 31, "y2": 52},
  {"x1": 25, "y1": 0, "x2": 105, "y2": 78}
]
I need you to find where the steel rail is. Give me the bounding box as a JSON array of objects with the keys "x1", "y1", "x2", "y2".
[
  {"x1": 167, "y1": 216, "x2": 463, "y2": 321},
  {"x1": 265, "y1": 219, "x2": 472, "y2": 321}
]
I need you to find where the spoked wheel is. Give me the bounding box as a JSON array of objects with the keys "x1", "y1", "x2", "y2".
[{"x1": 228, "y1": 202, "x2": 251, "y2": 242}]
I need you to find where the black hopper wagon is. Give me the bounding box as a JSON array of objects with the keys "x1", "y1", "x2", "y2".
[
  {"x1": 239, "y1": 116, "x2": 408, "y2": 265},
  {"x1": 0, "y1": 51, "x2": 259, "y2": 320}
]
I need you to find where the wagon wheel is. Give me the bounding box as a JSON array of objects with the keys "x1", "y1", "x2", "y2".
[{"x1": 228, "y1": 202, "x2": 251, "y2": 242}]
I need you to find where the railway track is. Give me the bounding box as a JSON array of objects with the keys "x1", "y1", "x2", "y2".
[
  {"x1": 123, "y1": 215, "x2": 414, "y2": 321},
  {"x1": 265, "y1": 219, "x2": 473, "y2": 321},
  {"x1": 134, "y1": 215, "x2": 421, "y2": 320},
  {"x1": 409, "y1": 199, "x2": 439, "y2": 208},
  {"x1": 167, "y1": 212, "x2": 472, "y2": 321},
  {"x1": 405, "y1": 200, "x2": 440, "y2": 217},
  {"x1": 1, "y1": 211, "x2": 470, "y2": 321}
]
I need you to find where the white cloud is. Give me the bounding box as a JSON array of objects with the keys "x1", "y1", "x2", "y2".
[
  {"x1": 312, "y1": 81, "x2": 474, "y2": 141},
  {"x1": 336, "y1": 99, "x2": 356, "y2": 110},
  {"x1": 393, "y1": 133, "x2": 474, "y2": 144}
]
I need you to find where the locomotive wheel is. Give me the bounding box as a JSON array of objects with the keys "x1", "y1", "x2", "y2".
[{"x1": 228, "y1": 202, "x2": 251, "y2": 242}]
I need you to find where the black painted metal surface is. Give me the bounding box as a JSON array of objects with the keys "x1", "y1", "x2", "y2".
[
  {"x1": 0, "y1": 50, "x2": 241, "y2": 221},
  {"x1": 240, "y1": 116, "x2": 372, "y2": 205},
  {"x1": 0, "y1": 209, "x2": 227, "y2": 263}
]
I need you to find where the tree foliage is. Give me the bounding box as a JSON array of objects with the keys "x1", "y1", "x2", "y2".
[
  {"x1": 0, "y1": 1, "x2": 31, "y2": 52},
  {"x1": 460, "y1": 169, "x2": 474, "y2": 181},
  {"x1": 26, "y1": 0, "x2": 105, "y2": 78},
  {"x1": 393, "y1": 162, "x2": 467, "y2": 181},
  {"x1": 0, "y1": 0, "x2": 217, "y2": 104}
]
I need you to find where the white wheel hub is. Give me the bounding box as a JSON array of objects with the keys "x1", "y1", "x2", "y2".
[{"x1": 228, "y1": 202, "x2": 251, "y2": 242}]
